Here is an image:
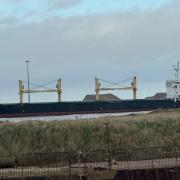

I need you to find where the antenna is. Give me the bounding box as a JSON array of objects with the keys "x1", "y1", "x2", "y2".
[{"x1": 173, "y1": 61, "x2": 179, "y2": 80}]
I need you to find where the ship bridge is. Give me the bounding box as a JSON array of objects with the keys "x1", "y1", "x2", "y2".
[{"x1": 166, "y1": 62, "x2": 180, "y2": 100}]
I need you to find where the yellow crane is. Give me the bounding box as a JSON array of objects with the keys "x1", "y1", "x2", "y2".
[
  {"x1": 95, "y1": 76, "x2": 137, "y2": 101},
  {"x1": 19, "y1": 79, "x2": 62, "y2": 105}
]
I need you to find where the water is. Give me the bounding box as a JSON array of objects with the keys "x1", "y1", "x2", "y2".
[{"x1": 0, "y1": 111, "x2": 152, "y2": 123}]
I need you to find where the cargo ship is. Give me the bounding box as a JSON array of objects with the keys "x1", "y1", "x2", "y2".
[{"x1": 0, "y1": 62, "x2": 180, "y2": 118}]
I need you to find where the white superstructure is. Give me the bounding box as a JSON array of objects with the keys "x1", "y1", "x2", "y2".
[{"x1": 166, "y1": 62, "x2": 180, "y2": 100}]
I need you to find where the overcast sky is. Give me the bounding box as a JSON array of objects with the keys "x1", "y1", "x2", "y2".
[{"x1": 0, "y1": 0, "x2": 180, "y2": 103}]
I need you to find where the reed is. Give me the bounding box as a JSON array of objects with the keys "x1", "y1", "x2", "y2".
[{"x1": 0, "y1": 109, "x2": 180, "y2": 157}]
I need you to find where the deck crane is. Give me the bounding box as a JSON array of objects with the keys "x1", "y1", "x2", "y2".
[
  {"x1": 95, "y1": 76, "x2": 137, "y2": 101},
  {"x1": 19, "y1": 79, "x2": 62, "y2": 105}
]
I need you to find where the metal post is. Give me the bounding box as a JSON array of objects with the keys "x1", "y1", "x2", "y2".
[
  {"x1": 104, "y1": 122, "x2": 111, "y2": 169},
  {"x1": 25, "y1": 60, "x2": 30, "y2": 103},
  {"x1": 78, "y1": 151, "x2": 82, "y2": 176},
  {"x1": 19, "y1": 80, "x2": 24, "y2": 105},
  {"x1": 57, "y1": 79, "x2": 62, "y2": 102},
  {"x1": 132, "y1": 76, "x2": 137, "y2": 100},
  {"x1": 176, "y1": 150, "x2": 178, "y2": 167},
  {"x1": 95, "y1": 78, "x2": 100, "y2": 101},
  {"x1": 151, "y1": 149, "x2": 154, "y2": 169},
  {"x1": 68, "y1": 159, "x2": 71, "y2": 175}
]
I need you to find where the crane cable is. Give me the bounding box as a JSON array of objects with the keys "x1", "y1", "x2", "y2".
[
  {"x1": 97, "y1": 77, "x2": 133, "y2": 89},
  {"x1": 23, "y1": 79, "x2": 60, "y2": 90}
]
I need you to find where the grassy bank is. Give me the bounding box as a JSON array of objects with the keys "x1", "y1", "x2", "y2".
[{"x1": 0, "y1": 109, "x2": 180, "y2": 157}]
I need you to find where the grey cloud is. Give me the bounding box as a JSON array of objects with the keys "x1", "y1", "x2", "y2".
[
  {"x1": 0, "y1": 0, "x2": 83, "y2": 22},
  {"x1": 46, "y1": 0, "x2": 82, "y2": 9},
  {"x1": 0, "y1": 0, "x2": 22, "y2": 4},
  {"x1": 0, "y1": 17, "x2": 18, "y2": 27},
  {"x1": 0, "y1": 1, "x2": 180, "y2": 102},
  {"x1": 0, "y1": 0, "x2": 82, "y2": 8}
]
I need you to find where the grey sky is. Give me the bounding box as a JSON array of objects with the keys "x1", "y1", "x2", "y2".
[{"x1": 0, "y1": 0, "x2": 179, "y2": 103}]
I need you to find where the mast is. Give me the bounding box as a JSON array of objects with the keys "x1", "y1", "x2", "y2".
[{"x1": 173, "y1": 61, "x2": 179, "y2": 80}]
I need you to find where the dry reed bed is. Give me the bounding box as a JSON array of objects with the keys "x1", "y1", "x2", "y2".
[{"x1": 0, "y1": 109, "x2": 180, "y2": 157}]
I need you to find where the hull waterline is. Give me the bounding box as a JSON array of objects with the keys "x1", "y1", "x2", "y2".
[{"x1": 0, "y1": 99, "x2": 178, "y2": 118}]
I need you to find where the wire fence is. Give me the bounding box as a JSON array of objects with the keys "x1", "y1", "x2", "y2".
[{"x1": 1, "y1": 146, "x2": 180, "y2": 179}]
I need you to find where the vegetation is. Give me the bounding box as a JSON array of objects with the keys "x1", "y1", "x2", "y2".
[{"x1": 0, "y1": 109, "x2": 180, "y2": 157}]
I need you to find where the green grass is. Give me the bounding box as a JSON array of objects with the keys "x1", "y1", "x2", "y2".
[{"x1": 0, "y1": 109, "x2": 180, "y2": 157}]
